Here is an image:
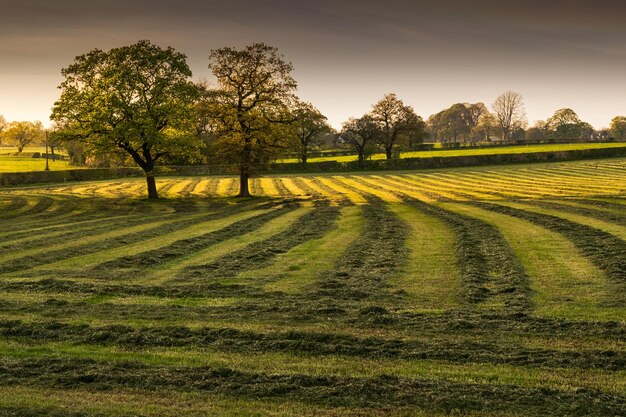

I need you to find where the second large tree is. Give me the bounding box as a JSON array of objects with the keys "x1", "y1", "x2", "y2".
[{"x1": 204, "y1": 43, "x2": 297, "y2": 197}]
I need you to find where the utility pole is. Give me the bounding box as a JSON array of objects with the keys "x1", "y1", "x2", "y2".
[{"x1": 44, "y1": 130, "x2": 50, "y2": 171}]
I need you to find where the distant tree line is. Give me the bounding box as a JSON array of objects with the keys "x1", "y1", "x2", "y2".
[
  {"x1": 425, "y1": 92, "x2": 615, "y2": 145},
  {"x1": 0, "y1": 40, "x2": 622, "y2": 199}
]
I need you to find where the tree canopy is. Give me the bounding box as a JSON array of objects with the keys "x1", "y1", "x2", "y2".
[
  {"x1": 0, "y1": 115, "x2": 6, "y2": 141},
  {"x1": 609, "y1": 116, "x2": 626, "y2": 140},
  {"x1": 427, "y1": 102, "x2": 488, "y2": 144},
  {"x1": 289, "y1": 100, "x2": 331, "y2": 164},
  {"x1": 50, "y1": 40, "x2": 200, "y2": 198},
  {"x1": 545, "y1": 108, "x2": 593, "y2": 140},
  {"x1": 371, "y1": 93, "x2": 425, "y2": 159},
  {"x1": 201, "y1": 43, "x2": 297, "y2": 197},
  {"x1": 341, "y1": 115, "x2": 380, "y2": 167},
  {"x1": 1, "y1": 121, "x2": 44, "y2": 152}
]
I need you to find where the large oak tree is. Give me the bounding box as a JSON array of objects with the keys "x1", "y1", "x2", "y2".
[
  {"x1": 51, "y1": 40, "x2": 199, "y2": 199},
  {"x1": 203, "y1": 43, "x2": 297, "y2": 197}
]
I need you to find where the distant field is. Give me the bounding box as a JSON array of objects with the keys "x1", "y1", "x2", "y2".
[
  {"x1": 279, "y1": 142, "x2": 626, "y2": 163},
  {"x1": 0, "y1": 158, "x2": 625, "y2": 416},
  {"x1": 0, "y1": 156, "x2": 74, "y2": 173},
  {"x1": 0, "y1": 146, "x2": 48, "y2": 154},
  {"x1": 0, "y1": 146, "x2": 73, "y2": 173}
]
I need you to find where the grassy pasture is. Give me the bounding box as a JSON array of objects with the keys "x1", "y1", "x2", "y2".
[
  {"x1": 278, "y1": 141, "x2": 626, "y2": 163},
  {"x1": 0, "y1": 158, "x2": 625, "y2": 416},
  {"x1": 0, "y1": 155, "x2": 73, "y2": 173},
  {"x1": 0, "y1": 146, "x2": 72, "y2": 173}
]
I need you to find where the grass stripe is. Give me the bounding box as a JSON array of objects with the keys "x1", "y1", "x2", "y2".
[
  {"x1": 475, "y1": 202, "x2": 626, "y2": 296},
  {"x1": 389, "y1": 204, "x2": 460, "y2": 312},
  {"x1": 445, "y1": 202, "x2": 624, "y2": 322},
  {"x1": 255, "y1": 205, "x2": 362, "y2": 293},
  {"x1": 405, "y1": 199, "x2": 531, "y2": 313}
]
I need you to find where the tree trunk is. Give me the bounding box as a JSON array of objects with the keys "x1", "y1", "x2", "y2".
[
  {"x1": 238, "y1": 170, "x2": 250, "y2": 197},
  {"x1": 385, "y1": 146, "x2": 393, "y2": 160},
  {"x1": 301, "y1": 151, "x2": 307, "y2": 165},
  {"x1": 145, "y1": 171, "x2": 159, "y2": 199},
  {"x1": 357, "y1": 152, "x2": 364, "y2": 168}
]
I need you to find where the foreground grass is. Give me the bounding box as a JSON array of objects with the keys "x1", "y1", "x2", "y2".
[{"x1": 0, "y1": 158, "x2": 625, "y2": 416}]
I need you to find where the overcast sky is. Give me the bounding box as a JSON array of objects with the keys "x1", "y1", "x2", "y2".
[{"x1": 1, "y1": 0, "x2": 625, "y2": 129}]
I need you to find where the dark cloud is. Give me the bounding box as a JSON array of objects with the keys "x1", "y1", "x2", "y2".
[{"x1": 1, "y1": 0, "x2": 625, "y2": 127}]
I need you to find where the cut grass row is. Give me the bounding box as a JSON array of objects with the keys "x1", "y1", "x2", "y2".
[{"x1": 1, "y1": 356, "x2": 624, "y2": 416}]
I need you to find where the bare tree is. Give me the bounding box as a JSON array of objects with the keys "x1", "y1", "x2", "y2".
[{"x1": 492, "y1": 91, "x2": 527, "y2": 142}]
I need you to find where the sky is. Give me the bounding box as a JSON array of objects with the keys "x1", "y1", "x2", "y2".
[{"x1": 1, "y1": 0, "x2": 625, "y2": 130}]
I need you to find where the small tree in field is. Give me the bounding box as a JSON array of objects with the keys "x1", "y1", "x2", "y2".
[
  {"x1": 371, "y1": 93, "x2": 425, "y2": 159},
  {"x1": 290, "y1": 101, "x2": 331, "y2": 164},
  {"x1": 0, "y1": 115, "x2": 6, "y2": 143},
  {"x1": 610, "y1": 116, "x2": 626, "y2": 140},
  {"x1": 341, "y1": 115, "x2": 380, "y2": 167},
  {"x1": 51, "y1": 40, "x2": 200, "y2": 199},
  {"x1": 2, "y1": 121, "x2": 44, "y2": 152},
  {"x1": 545, "y1": 108, "x2": 593, "y2": 140},
  {"x1": 203, "y1": 43, "x2": 297, "y2": 197}
]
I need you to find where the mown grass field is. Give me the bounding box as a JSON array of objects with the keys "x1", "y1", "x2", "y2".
[
  {"x1": 278, "y1": 142, "x2": 626, "y2": 163},
  {"x1": 0, "y1": 156, "x2": 73, "y2": 173},
  {"x1": 0, "y1": 158, "x2": 625, "y2": 416},
  {"x1": 0, "y1": 147, "x2": 72, "y2": 173}
]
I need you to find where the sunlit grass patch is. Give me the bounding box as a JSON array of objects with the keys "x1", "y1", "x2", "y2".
[
  {"x1": 277, "y1": 142, "x2": 626, "y2": 163},
  {"x1": 315, "y1": 176, "x2": 367, "y2": 204},
  {"x1": 0, "y1": 156, "x2": 74, "y2": 173}
]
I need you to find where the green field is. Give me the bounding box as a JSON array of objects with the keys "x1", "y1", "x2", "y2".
[
  {"x1": 279, "y1": 142, "x2": 626, "y2": 163},
  {"x1": 0, "y1": 156, "x2": 73, "y2": 173},
  {"x1": 0, "y1": 147, "x2": 73, "y2": 173},
  {"x1": 1, "y1": 143, "x2": 625, "y2": 174},
  {"x1": 0, "y1": 158, "x2": 625, "y2": 416}
]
